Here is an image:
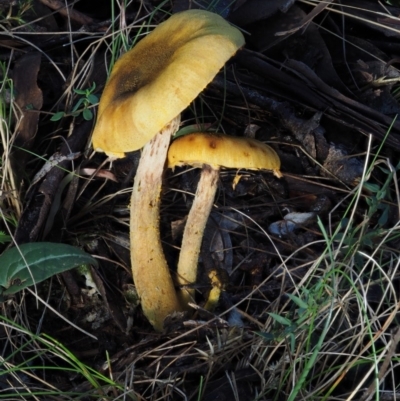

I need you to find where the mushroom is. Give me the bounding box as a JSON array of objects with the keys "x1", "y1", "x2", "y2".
[
  {"x1": 167, "y1": 132, "x2": 281, "y2": 307},
  {"x1": 92, "y1": 10, "x2": 245, "y2": 331}
]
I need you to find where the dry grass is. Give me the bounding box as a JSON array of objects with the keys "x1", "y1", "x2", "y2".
[{"x1": 1, "y1": 1, "x2": 400, "y2": 400}]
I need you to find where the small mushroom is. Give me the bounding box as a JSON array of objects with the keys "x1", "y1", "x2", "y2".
[
  {"x1": 167, "y1": 132, "x2": 281, "y2": 307},
  {"x1": 92, "y1": 11, "x2": 244, "y2": 331}
]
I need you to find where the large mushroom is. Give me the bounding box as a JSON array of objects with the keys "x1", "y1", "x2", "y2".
[
  {"x1": 92, "y1": 10, "x2": 245, "y2": 331},
  {"x1": 167, "y1": 132, "x2": 281, "y2": 307}
]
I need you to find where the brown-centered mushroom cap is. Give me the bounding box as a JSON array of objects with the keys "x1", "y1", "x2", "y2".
[
  {"x1": 91, "y1": 10, "x2": 245, "y2": 331},
  {"x1": 168, "y1": 132, "x2": 281, "y2": 176},
  {"x1": 92, "y1": 10, "x2": 245, "y2": 158}
]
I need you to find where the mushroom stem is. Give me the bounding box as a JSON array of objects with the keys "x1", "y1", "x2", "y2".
[
  {"x1": 130, "y1": 115, "x2": 182, "y2": 331},
  {"x1": 176, "y1": 164, "x2": 220, "y2": 307}
]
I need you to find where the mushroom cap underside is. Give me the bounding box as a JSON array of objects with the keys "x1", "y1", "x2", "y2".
[
  {"x1": 92, "y1": 10, "x2": 245, "y2": 158},
  {"x1": 167, "y1": 132, "x2": 281, "y2": 176}
]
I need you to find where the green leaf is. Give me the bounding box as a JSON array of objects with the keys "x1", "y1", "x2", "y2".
[
  {"x1": 173, "y1": 123, "x2": 213, "y2": 139},
  {"x1": 289, "y1": 332, "x2": 296, "y2": 353},
  {"x1": 50, "y1": 111, "x2": 65, "y2": 121},
  {"x1": 363, "y1": 182, "x2": 380, "y2": 193},
  {"x1": 87, "y1": 94, "x2": 98, "y2": 105},
  {"x1": 83, "y1": 108, "x2": 93, "y2": 121},
  {"x1": 282, "y1": 324, "x2": 298, "y2": 335},
  {"x1": 376, "y1": 165, "x2": 391, "y2": 174},
  {"x1": 0, "y1": 231, "x2": 11, "y2": 244},
  {"x1": 0, "y1": 242, "x2": 98, "y2": 296},
  {"x1": 254, "y1": 331, "x2": 275, "y2": 341},
  {"x1": 73, "y1": 88, "x2": 87, "y2": 95},
  {"x1": 286, "y1": 293, "x2": 309, "y2": 309},
  {"x1": 269, "y1": 312, "x2": 292, "y2": 326},
  {"x1": 378, "y1": 206, "x2": 389, "y2": 227},
  {"x1": 72, "y1": 98, "x2": 85, "y2": 112}
]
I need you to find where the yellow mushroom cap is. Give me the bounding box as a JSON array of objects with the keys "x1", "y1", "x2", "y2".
[
  {"x1": 92, "y1": 10, "x2": 245, "y2": 158},
  {"x1": 167, "y1": 132, "x2": 282, "y2": 176}
]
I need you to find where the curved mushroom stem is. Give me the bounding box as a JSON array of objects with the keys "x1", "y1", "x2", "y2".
[
  {"x1": 176, "y1": 164, "x2": 220, "y2": 308},
  {"x1": 130, "y1": 115, "x2": 182, "y2": 331}
]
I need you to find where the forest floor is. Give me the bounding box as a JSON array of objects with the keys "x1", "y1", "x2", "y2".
[{"x1": 1, "y1": 1, "x2": 400, "y2": 400}]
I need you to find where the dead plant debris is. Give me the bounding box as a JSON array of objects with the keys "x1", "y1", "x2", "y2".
[{"x1": 1, "y1": 0, "x2": 400, "y2": 400}]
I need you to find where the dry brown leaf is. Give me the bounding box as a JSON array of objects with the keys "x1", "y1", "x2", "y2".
[{"x1": 12, "y1": 52, "x2": 43, "y2": 150}]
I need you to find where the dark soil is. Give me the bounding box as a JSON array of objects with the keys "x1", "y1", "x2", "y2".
[{"x1": 1, "y1": 0, "x2": 400, "y2": 400}]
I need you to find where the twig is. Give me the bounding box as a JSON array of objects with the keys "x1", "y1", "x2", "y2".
[
  {"x1": 39, "y1": 0, "x2": 94, "y2": 25},
  {"x1": 359, "y1": 325, "x2": 400, "y2": 401}
]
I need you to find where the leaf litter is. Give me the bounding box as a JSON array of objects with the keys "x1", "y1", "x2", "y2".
[{"x1": 0, "y1": 0, "x2": 400, "y2": 400}]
